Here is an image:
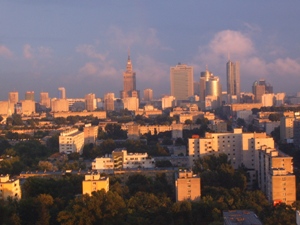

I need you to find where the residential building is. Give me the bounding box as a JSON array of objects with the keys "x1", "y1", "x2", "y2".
[
  {"x1": 59, "y1": 128, "x2": 84, "y2": 154},
  {"x1": 170, "y1": 63, "x2": 194, "y2": 101},
  {"x1": 293, "y1": 119, "x2": 300, "y2": 148},
  {"x1": 280, "y1": 114, "x2": 295, "y2": 141},
  {"x1": 162, "y1": 95, "x2": 175, "y2": 109},
  {"x1": 83, "y1": 124, "x2": 98, "y2": 144},
  {"x1": 85, "y1": 93, "x2": 96, "y2": 111},
  {"x1": 104, "y1": 93, "x2": 115, "y2": 111},
  {"x1": 82, "y1": 172, "x2": 109, "y2": 196},
  {"x1": 258, "y1": 147, "x2": 296, "y2": 205},
  {"x1": 0, "y1": 174, "x2": 22, "y2": 200},
  {"x1": 175, "y1": 170, "x2": 201, "y2": 202},
  {"x1": 226, "y1": 61, "x2": 240, "y2": 103},
  {"x1": 17, "y1": 100, "x2": 35, "y2": 116},
  {"x1": 51, "y1": 98, "x2": 69, "y2": 112},
  {"x1": 188, "y1": 128, "x2": 275, "y2": 186}
]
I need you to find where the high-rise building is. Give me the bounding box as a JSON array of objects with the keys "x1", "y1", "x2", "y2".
[
  {"x1": 123, "y1": 97, "x2": 139, "y2": 111},
  {"x1": 51, "y1": 98, "x2": 69, "y2": 112},
  {"x1": 199, "y1": 69, "x2": 213, "y2": 100},
  {"x1": 58, "y1": 87, "x2": 66, "y2": 99},
  {"x1": 104, "y1": 93, "x2": 115, "y2": 111},
  {"x1": 143, "y1": 88, "x2": 153, "y2": 101},
  {"x1": 120, "y1": 53, "x2": 139, "y2": 99},
  {"x1": 252, "y1": 79, "x2": 273, "y2": 103},
  {"x1": 40, "y1": 92, "x2": 51, "y2": 108},
  {"x1": 25, "y1": 91, "x2": 35, "y2": 101},
  {"x1": 226, "y1": 61, "x2": 240, "y2": 102},
  {"x1": 8, "y1": 92, "x2": 19, "y2": 105},
  {"x1": 85, "y1": 93, "x2": 96, "y2": 111},
  {"x1": 170, "y1": 63, "x2": 194, "y2": 101}
]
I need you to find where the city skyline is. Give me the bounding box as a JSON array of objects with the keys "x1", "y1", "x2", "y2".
[{"x1": 0, "y1": 1, "x2": 300, "y2": 99}]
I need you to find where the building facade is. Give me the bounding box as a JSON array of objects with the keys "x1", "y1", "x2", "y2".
[
  {"x1": 226, "y1": 61, "x2": 240, "y2": 103},
  {"x1": 175, "y1": 170, "x2": 201, "y2": 202},
  {"x1": 0, "y1": 174, "x2": 22, "y2": 200},
  {"x1": 59, "y1": 128, "x2": 84, "y2": 154},
  {"x1": 170, "y1": 63, "x2": 194, "y2": 101},
  {"x1": 82, "y1": 172, "x2": 109, "y2": 196}
]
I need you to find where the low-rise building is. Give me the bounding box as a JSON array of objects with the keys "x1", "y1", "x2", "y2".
[
  {"x1": 0, "y1": 174, "x2": 22, "y2": 200},
  {"x1": 223, "y1": 210, "x2": 262, "y2": 225},
  {"x1": 175, "y1": 170, "x2": 200, "y2": 202},
  {"x1": 82, "y1": 172, "x2": 109, "y2": 196}
]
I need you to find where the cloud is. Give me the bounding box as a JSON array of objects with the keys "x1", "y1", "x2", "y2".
[
  {"x1": 23, "y1": 44, "x2": 33, "y2": 59},
  {"x1": 192, "y1": 29, "x2": 300, "y2": 93},
  {"x1": 76, "y1": 44, "x2": 106, "y2": 61},
  {"x1": 23, "y1": 44, "x2": 52, "y2": 59},
  {"x1": 0, "y1": 45, "x2": 13, "y2": 58}
]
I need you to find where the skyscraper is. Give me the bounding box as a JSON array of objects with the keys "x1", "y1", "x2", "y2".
[
  {"x1": 143, "y1": 88, "x2": 153, "y2": 101},
  {"x1": 8, "y1": 92, "x2": 19, "y2": 105},
  {"x1": 58, "y1": 87, "x2": 66, "y2": 99},
  {"x1": 170, "y1": 63, "x2": 194, "y2": 101},
  {"x1": 120, "y1": 53, "x2": 139, "y2": 99},
  {"x1": 200, "y1": 69, "x2": 213, "y2": 101},
  {"x1": 226, "y1": 61, "x2": 240, "y2": 102},
  {"x1": 25, "y1": 91, "x2": 35, "y2": 101}
]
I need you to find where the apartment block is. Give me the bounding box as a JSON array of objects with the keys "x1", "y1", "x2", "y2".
[
  {"x1": 175, "y1": 170, "x2": 200, "y2": 202},
  {"x1": 280, "y1": 115, "x2": 295, "y2": 141},
  {"x1": 83, "y1": 124, "x2": 98, "y2": 144},
  {"x1": 258, "y1": 147, "x2": 295, "y2": 205},
  {"x1": 0, "y1": 174, "x2": 22, "y2": 200},
  {"x1": 59, "y1": 128, "x2": 84, "y2": 154},
  {"x1": 188, "y1": 128, "x2": 274, "y2": 185},
  {"x1": 82, "y1": 172, "x2": 109, "y2": 196}
]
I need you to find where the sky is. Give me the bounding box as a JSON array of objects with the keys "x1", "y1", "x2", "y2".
[{"x1": 0, "y1": 0, "x2": 300, "y2": 100}]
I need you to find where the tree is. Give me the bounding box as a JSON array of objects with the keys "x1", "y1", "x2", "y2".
[{"x1": 268, "y1": 113, "x2": 281, "y2": 122}]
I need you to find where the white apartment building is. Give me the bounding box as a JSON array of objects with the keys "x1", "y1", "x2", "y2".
[
  {"x1": 92, "y1": 149, "x2": 155, "y2": 171},
  {"x1": 188, "y1": 128, "x2": 274, "y2": 185},
  {"x1": 59, "y1": 128, "x2": 84, "y2": 154}
]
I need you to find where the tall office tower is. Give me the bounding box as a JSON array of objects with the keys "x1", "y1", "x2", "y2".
[
  {"x1": 170, "y1": 63, "x2": 194, "y2": 101},
  {"x1": 294, "y1": 119, "x2": 300, "y2": 148},
  {"x1": 120, "y1": 53, "x2": 138, "y2": 99},
  {"x1": 40, "y1": 92, "x2": 51, "y2": 108},
  {"x1": 205, "y1": 75, "x2": 222, "y2": 109},
  {"x1": 8, "y1": 92, "x2": 19, "y2": 105},
  {"x1": 25, "y1": 91, "x2": 35, "y2": 101},
  {"x1": 193, "y1": 82, "x2": 200, "y2": 96},
  {"x1": 199, "y1": 69, "x2": 212, "y2": 101},
  {"x1": 85, "y1": 93, "x2": 96, "y2": 111},
  {"x1": 104, "y1": 93, "x2": 115, "y2": 111},
  {"x1": 252, "y1": 79, "x2": 273, "y2": 103},
  {"x1": 58, "y1": 87, "x2": 66, "y2": 99},
  {"x1": 143, "y1": 88, "x2": 153, "y2": 101},
  {"x1": 226, "y1": 61, "x2": 240, "y2": 102}
]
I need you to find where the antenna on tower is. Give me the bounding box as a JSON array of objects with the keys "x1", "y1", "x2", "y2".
[
  {"x1": 206, "y1": 64, "x2": 208, "y2": 71},
  {"x1": 227, "y1": 52, "x2": 230, "y2": 61},
  {"x1": 128, "y1": 47, "x2": 130, "y2": 61}
]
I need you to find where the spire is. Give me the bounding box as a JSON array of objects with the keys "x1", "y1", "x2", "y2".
[{"x1": 126, "y1": 49, "x2": 132, "y2": 72}]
